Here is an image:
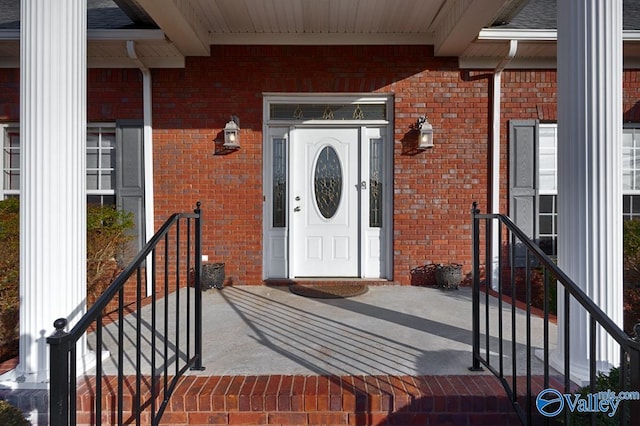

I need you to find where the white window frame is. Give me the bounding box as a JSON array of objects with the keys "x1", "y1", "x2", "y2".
[
  {"x1": 1, "y1": 122, "x2": 117, "y2": 202},
  {"x1": 534, "y1": 124, "x2": 640, "y2": 255}
]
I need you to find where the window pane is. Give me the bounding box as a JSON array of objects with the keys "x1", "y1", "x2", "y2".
[
  {"x1": 539, "y1": 215, "x2": 553, "y2": 234},
  {"x1": 101, "y1": 152, "x2": 113, "y2": 168},
  {"x1": 86, "y1": 171, "x2": 98, "y2": 190},
  {"x1": 7, "y1": 171, "x2": 19, "y2": 190},
  {"x1": 272, "y1": 138, "x2": 286, "y2": 228},
  {"x1": 623, "y1": 131, "x2": 634, "y2": 148},
  {"x1": 539, "y1": 173, "x2": 555, "y2": 191},
  {"x1": 270, "y1": 103, "x2": 386, "y2": 121},
  {"x1": 623, "y1": 148, "x2": 633, "y2": 168},
  {"x1": 102, "y1": 133, "x2": 116, "y2": 148},
  {"x1": 370, "y1": 138, "x2": 383, "y2": 228},
  {"x1": 314, "y1": 146, "x2": 342, "y2": 219},
  {"x1": 624, "y1": 171, "x2": 633, "y2": 190},
  {"x1": 101, "y1": 171, "x2": 114, "y2": 190},
  {"x1": 87, "y1": 150, "x2": 99, "y2": 168},
  {"x1": 539, "y1": 195, "x2": 554, "y2": 213},
  {"x1": 87, "y1": 132, "x2": 99, "y2": 147}
]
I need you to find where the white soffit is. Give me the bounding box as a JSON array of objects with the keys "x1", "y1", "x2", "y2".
[
  {"x1": 0, "y1": 29, "x2": 185, "y2": 68},
  {"x1": 459, "y1": 29, "x2": 640, "y2": 69}
]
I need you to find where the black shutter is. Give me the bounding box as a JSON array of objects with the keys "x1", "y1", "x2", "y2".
[
  {"x1": 116, "y1": 120, "x2": 145, "y2": 251},
  {"x1": 509, "y1": 120, "x2": 538, "y2": 265}
]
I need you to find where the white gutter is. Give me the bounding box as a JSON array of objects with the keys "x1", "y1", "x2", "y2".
[
  {"x1": 490, "y1": 39, "x2": 518, "y2": 289},
  {"x1": 127, "y1": 40, "x2": 155, "y2": 297},
  {"x1": 479, "y1": 28, "x2": 640, "y2": 41}
]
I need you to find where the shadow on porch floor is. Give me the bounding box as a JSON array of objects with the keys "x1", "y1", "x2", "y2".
[{"x1": 3, "y1": 285, "x2": 562, "y2": 425}]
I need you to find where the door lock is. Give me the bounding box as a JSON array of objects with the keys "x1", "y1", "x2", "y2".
[{"x1": 359, "y1": 181, "x2": 367, "y2": 190}]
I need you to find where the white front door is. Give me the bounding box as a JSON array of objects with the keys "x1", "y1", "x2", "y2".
[{"x1": 290, "y1": 128, "x2": 360, "y2": 277}]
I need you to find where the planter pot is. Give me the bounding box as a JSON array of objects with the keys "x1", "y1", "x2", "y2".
[
  {"x1": 202, "y1": 262, "x2": 225, "y2": 289},
  {"x1": 435, "y1": 263, "x2": 462, "y2": 290}
]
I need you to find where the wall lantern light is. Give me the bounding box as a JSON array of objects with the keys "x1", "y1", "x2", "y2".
[
  {"x1": 223, "y1": 115, "x2": 240, "y2": 149},
  {"x1": 416, "y1": 116, "x2": 434, "y2": 150}
]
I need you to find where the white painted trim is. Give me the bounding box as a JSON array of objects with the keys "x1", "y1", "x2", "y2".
[
  {"x1": 262, "y1": 94, "x2": 394, "y2": 280},
  {"x1": 479, "y1": 28, "x2": 640, "y2": 41},
  {"x1": 0, "y1": 28, "x2": 167, "y2": 41},
  {"x1": 126, "y1": 41, "x2": 156, "y2": 297},
  {"x1": 478, "y1": 29, "x2": 557, "y2": 41},
  {"x1": 489, "y1": 40, "x2": 517, "y2": 289},
  {"x1": 210, "y1": 33, "x2": 434, "y2": 46}
]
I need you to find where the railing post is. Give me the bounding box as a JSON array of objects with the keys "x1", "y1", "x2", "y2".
[
  {"x1": 192, "y1": 201, "x2": 205, "y2": 370},
  {"x1": 47, "y1": 318, "x2": 70, "y2": 426},
  {"x1": 630, "y1": 347, "x2": 640, "y2": 422},
  {"x1": 470, "y1": 202, "x2": 483, "y2": 371}
]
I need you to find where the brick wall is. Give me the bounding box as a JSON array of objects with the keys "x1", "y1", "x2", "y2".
[{"x1": 3, "y1": 49, "x2": 640, "y2": 286}]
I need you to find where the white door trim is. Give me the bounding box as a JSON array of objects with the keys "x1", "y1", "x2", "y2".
[{"x1": 262, "y1": 94, "x2": 394, "y2": 280}]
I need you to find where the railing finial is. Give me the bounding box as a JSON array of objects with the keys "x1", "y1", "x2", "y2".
[
  {"x1": 52, "y1": 318, "x2": 68, "y2": 337},
  {"x1": 472, "y1": 201, "x2": 480, "y2": 215},
  {"x1": 195, "y1": 201, "x2": 201, "y2": 214}
]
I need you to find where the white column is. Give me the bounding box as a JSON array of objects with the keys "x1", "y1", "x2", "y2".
[
  {"x1": 16, "y1": 0, "x2": 87, "y2": 384},
  {"x1": 555, "y1": 0, "x2": 623, "y2": 382}
]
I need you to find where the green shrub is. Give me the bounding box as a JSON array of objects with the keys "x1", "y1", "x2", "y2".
[
  {"x1": 564, "y1": 367, "x2": 630, "y2": 426},
  {"x1": 0, "y1": 400, "x2": 29, "y2": 426},
  {"x1": 0, "y1": 199, "x2": 134, "y2": 363},
  {"x1": 0, "y1": 198, "x2": 19, "y2": 362},
  {"x1": 624, "y1": 219, "x2": 640, "y2": 288},
  {"x1": 86, "y1": 204, "x2": 134, "y2": 306}
]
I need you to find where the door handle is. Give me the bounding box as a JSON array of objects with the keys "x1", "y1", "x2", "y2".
[
  {"x1": 359, "y1": 181, "x2": 367, "y2": 190},
  {"x1": 294, "y1": 206, "x2": 301, "y2": 212}
]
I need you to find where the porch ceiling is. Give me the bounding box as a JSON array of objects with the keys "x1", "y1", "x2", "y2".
[{"x1": 127, "y1": 0, "x2": 525, "y2": 56}]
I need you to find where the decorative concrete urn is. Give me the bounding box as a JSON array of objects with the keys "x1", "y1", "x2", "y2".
[{"x1": 435, "y1": 263, "x2": 462, "y2": 290}]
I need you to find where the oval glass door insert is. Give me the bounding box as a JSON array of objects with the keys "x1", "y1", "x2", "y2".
[{"x1": 314, "y1": 146, "x2": 342, "y2": 218}]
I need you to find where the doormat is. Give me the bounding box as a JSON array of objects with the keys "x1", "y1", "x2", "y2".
[{"x1": 289, "y1": 283, "x2": 368, "y2": 299}]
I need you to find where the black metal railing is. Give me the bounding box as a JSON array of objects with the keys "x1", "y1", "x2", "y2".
[
  {"x1": 48, "y1": 202, "x2": 204, "y2": 426},
  {"x1": 471, "y1": 202, "x2": 640, "y2": 425}
]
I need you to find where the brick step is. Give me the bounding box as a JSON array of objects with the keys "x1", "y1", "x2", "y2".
[
  {"x1": 1, "y1": 374, "x2": 564, "y2": 425},
  {"x1": 69, "y1": 374, "x2": 560, "y2": 425}
]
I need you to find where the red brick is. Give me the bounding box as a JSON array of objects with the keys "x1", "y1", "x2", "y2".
[
  {"x1": 304, "y1": 376, "x2": 318, "y2": 412},
  {"x1": 228, "y1": 412, "x2": 267, "y2": 425},
  {"x1": 198, "y1": 376, "x2": 222, "y2": 412},
  {"x1": 187, "y1": 412, "x2": 228, "y2": 425},
  {"x1": 278, "y1": 375, "x2": 293, "y2": 411},
  {"x1": 264, "y1": 375, "x2": 282, "y2": 411},
  {"x1": 307, "y1": 412, "x2": 348, "y2": 425},
  {"x1": 251, "y1": 375, "x2": 270, "y2": 412},
  {"x1": 268, "y1": 412, "x2": 308, "y2": 424},
  {"x1": 185, "y1": 377, "x2": 209, "y2": 412},
  {"x1": 328, "y1": 377, "x2": 342, "y2": 411},
  {"x1": 316, "y1": 376, "x2": 330, "y2": 411},
  {"x1": 291, "y1": 376, "x2": 306, "y2": 411},
  {"x1": 212, "y1": 376, "x2": 233, "y2": 411},
  {"x1": 238, "y1": 376, "x2": 258, "y2": 411},
  {"x1": 226, "y1": 376, "x2": 246, "y2": 411}
]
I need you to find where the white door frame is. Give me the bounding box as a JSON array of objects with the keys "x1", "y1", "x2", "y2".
[{"x1": 262, "y1": 94, "x2": 394, "y2": 280}]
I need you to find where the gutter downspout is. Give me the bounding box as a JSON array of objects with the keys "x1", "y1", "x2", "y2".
[
  {"x1": 127, "y1": 40, "x2": 155, "y2": 297},
  {"x1": 490, "y1": 39, "x2": 518, "y2": 289}
]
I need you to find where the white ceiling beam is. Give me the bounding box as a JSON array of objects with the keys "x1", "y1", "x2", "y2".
[
  {"x1": 432, "y1": 0, "x2": 510, "y2": 56},
  {"x1": 133, "y1": 0, "x2": 210, "y2": 56}
]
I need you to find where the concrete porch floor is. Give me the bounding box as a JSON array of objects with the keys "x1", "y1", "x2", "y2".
[{"x1": 95, "y1": 284, "x2": 557, "y2": 377}]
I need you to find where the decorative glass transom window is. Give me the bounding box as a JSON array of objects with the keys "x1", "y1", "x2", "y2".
[{"x1": 269, "y1": 103, "x2": 386, "y2": 121}]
